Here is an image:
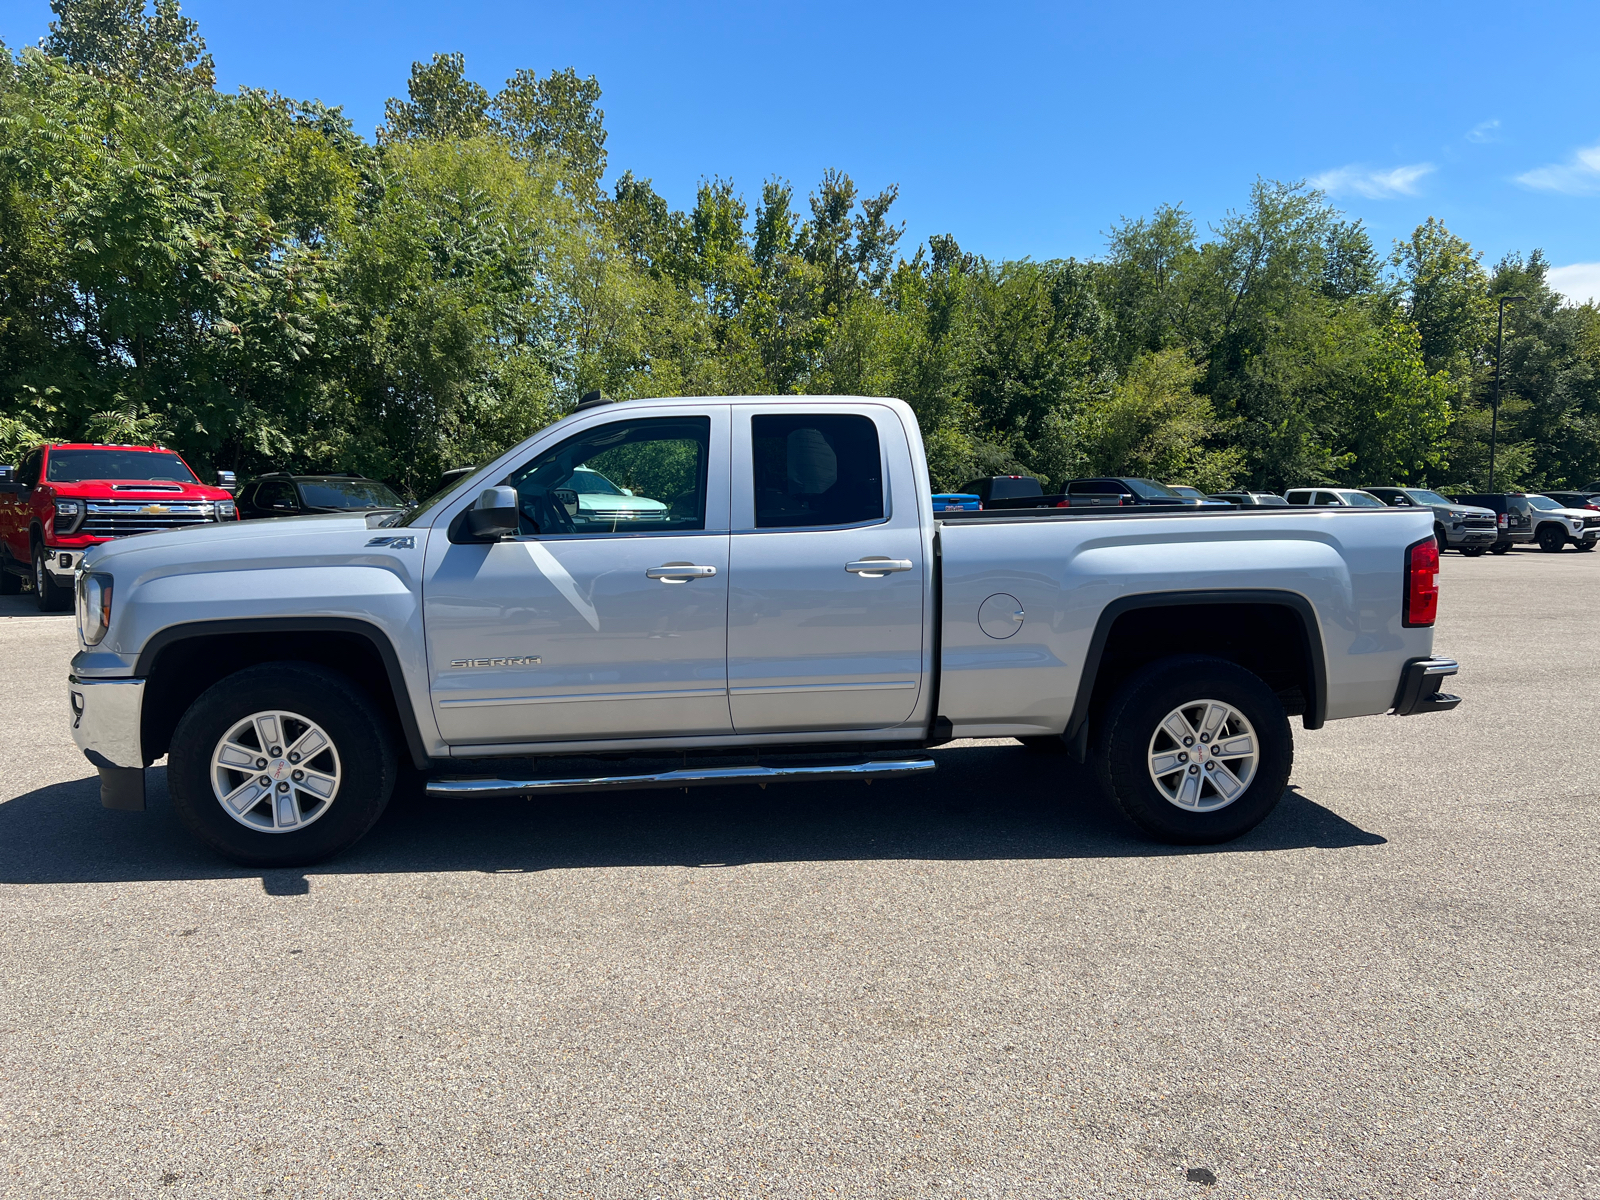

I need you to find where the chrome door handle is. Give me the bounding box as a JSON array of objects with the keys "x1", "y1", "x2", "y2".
[
  {"x1": 646, "y1": 564, "x2": 717, "y2": 583},
  {"x1": 845, "y1": 558, "x2": 913, "y2": 576}
]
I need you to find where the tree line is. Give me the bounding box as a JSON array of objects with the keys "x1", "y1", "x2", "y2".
[{"x1": 3, "y1": 0, "x2": 1597, "y2": 497}]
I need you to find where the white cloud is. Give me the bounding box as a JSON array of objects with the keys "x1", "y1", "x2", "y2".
[
  {"x1": 1548, "y1": 262, "x2": 1600, "y2": 306},
  {"x1": 1467, "y1": 119, "x2": 1500, "y2": 143},
  {"x1": 1516, "y1": 142, "x2": 1600, "y2": 195},
  {"x1": 1309, "y1": 162, "x2": 1435, "y2": 199}
]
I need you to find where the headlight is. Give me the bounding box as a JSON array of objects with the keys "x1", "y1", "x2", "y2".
[
  {"x1": 54, "y1": 497, "x2": 85, "y2": 534},
  {"x1": 76, "y1": 572, "x2": 113, "y2": 646},
  {"x1": 215, "y1": 499, "x2": 236, "y2": 520}
]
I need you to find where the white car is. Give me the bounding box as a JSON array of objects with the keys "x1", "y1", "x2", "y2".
[
  {"x1": 559, "y1": 467, "x2": 670, "y2": 522},
  {"x1": 1284, "y1": 488, "x2": 1388, "y2": 508},
  {"x1": 1525, "y1": 493, "x2": 1596, "y2": 552}
]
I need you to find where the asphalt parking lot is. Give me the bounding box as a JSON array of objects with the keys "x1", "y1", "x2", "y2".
[{"x1": 1, "y1": 548, "x2": 1596, "y2": 1199}]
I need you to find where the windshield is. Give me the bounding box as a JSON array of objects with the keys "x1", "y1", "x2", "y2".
[
  {"x1": 1125, "y1": 478, "x2": 1183, "y2": 500},
  {"x1": 1405, "y1": 489, "x2": 1452, "y2": 506},
  {"x1": 1344, "y1": 491, "x2": 1386, "y2": 508},
  {"x1": 298, "y1": 479, "x2": 403, "y2": 509},
  {"x1": 1525, "y1": 494, "x2": 1561, "y2": 511},
  {"x1": 46, "y1": 448, "x2": 197, "y2": 484}
]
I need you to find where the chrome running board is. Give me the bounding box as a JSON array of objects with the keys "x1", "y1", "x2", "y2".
[{"x1": 425, "y1": 756, "x2": 936, "y2": 799}]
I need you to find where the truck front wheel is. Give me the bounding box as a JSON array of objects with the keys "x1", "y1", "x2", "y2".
[
  {"x1": 1095, "y1": 655, "x2": 1293, "y2": 845},
  {"x1": 168, "y1": 662, "x2": 397, "y2": 867},
  {"x1": 33, "y1": 545, "x2": 69, "y2": 611}
]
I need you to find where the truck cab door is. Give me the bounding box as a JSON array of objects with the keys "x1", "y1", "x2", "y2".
[
  {"x1": 422, "y1": 406, "x2": 732, "y2": 748},
  {"x1": 726, "y1": 403, "x2": 930, "y2": 734}
]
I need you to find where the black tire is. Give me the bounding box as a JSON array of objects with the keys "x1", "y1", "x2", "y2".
[
  {"x1": 1578, "y1": 539, "x2": 1596, "y2": 552},
  {"x1": 1459, "y1": 546, "x2": 1488, "y2": 557},
  {"x1": 1094, "y1": 655, "x2": 1293, "y2": 845},
  {"x1": 1435, "y1": 525, "x2": 1449, "y2": 555},
  {"x1": 33, "y1": 544, "x2": 69, "y2": 611},
  {"x1": 1537, "y1": 523, "x2": 1567, "y2": 552},
  {"x1": 168, "y1": 662, "x2": 397, "y2": 867},
  {"x1": 1490, "y1": 542, "x2": 1512, "y2": 555}
]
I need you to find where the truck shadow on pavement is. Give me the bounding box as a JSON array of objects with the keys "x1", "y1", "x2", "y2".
[{"x1": 0, "y1": 743, "x2": 1384, "y2": 891}]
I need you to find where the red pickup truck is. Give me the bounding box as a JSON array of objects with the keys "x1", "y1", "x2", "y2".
[{"x1": 0, "y1": 443, "x2": 237, "y2": 610}]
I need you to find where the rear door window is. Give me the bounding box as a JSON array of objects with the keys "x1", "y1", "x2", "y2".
[{"x1": 751, "y1": 414, "x2": 884, "y2": 529}]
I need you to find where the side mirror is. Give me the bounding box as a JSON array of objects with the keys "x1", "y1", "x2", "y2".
[
  {"x1": 468, "y1": 486, "x2": 520, "y2": 540},
  {"x1": 0, "y1": 464, "x2": 13, "y2": 483},
  {"x1": 553, "y1": 487, "x2": 579, "y2": 512},
  {"x1": 215, "y1": 470, "x2": 237, "y2": 493}
]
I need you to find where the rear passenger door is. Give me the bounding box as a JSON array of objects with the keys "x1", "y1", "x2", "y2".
[{"x1": 726, "y1": 404, "x2": 928, "y2": 734}]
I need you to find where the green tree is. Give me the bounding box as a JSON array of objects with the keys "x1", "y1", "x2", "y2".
[
  {"x1": 378, "y1": 53, "x2": 491, "y2": 144},
  {"x1": 42, "y1": 0, "x2": 213, "y2": 89}
]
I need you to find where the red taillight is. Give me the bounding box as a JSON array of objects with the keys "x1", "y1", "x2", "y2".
[
  {"x1": 1497, "y1": 512, "x2": 1508, "y2": 528},
  {"x1": 1404, "y1": 537, "x2": 1439, "y2": 627}
]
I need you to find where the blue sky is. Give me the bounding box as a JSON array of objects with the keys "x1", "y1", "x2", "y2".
[{"x1": 6, "y1": 0, "x2": 1600, "y2": 300}]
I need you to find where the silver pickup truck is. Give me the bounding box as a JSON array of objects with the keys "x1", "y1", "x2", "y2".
[{"x1": 66, "y1": 396, "x2": 1461, "y2": 866}]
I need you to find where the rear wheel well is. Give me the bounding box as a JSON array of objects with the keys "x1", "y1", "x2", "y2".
[
  {"x1": 1074, "y1": 599, "x2": 1323, "y2": 751},
  {"x1": 141, "y1": 628, "x2": 423, "y2": 768}
]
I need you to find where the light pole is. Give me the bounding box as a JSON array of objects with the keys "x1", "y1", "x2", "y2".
[{"x1": 1488, "y1": 294, "x2": 1525, "y2": 492}]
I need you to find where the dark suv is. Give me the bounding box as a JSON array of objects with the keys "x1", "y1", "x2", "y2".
[
  {"x1": 238, "y1": 473, "x2": 406, "y2": 520},
  {"x1": 1447, "y1": 493, "x2": 1534, "y2": 554}
]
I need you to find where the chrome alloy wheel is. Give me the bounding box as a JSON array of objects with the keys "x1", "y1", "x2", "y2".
[
  {"x1": 209, "y1": 710, "x2": 342, "y2": 833},
  {"x1": 1147, "y1": 699, "x2": 1258, "y2": 813}
]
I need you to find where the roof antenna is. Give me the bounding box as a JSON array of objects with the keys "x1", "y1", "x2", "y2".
[{"x1": 574, "y1": 389, "x2": 612, "y2": 413}]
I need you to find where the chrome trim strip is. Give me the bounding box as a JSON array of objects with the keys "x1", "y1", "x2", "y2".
[
  {"x1": 728, "y1": 680, "x2": 917, "y2": 696},
  {"x1": 426, "y1": 755, "x2": 936, "y2": 798},
  {"x1": 437, "y1": 686, "x2": 728, "y2": 709},
  {"x1": 1419, "y1": 658, "x2": 1459, "y2": 676}
]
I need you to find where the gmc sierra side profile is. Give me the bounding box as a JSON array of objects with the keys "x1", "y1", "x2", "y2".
[{"x1": 65, "y1": 397, "x2": 1461, "y2": 867}]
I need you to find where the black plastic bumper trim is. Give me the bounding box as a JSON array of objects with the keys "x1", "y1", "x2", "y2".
[{"x1": 1392, "y1": 657, "x2": 1461, "y2": 716}]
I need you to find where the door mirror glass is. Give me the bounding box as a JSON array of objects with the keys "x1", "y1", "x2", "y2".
[
  {"x1": 504, "y1": 416, "x2": 711, "y2": 536},
  {"x1": 216, "y1": 470, "x2": 237, "y2": 493},
  {"x1": 752, "y1": 414, "x2": 883, "y2": 528}
]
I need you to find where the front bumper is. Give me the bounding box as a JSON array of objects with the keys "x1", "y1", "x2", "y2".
[
  {"x1": 68, "y1": 675, "x2": 147, "y2": 810},
  {"x1": 1453, "y1": 528, "x2": 1496, "y2": 545},
  {"x1": 43, "y1": 548, "x2": 85, "y2": 579},
  {"x1": 1392, "y1": 658, "x2": 1461, "y2": 716}
]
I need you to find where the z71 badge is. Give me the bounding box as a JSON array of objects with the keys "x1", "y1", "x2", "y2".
[{"x1": 449, "y1": 656, "x2": 542, "y2": 668}]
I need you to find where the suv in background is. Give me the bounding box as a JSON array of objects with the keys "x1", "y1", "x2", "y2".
[
  {"x1": 1284, "y1": 488, "x2": 1387, "y2": 508},
  {"x1": 238, "y1": 473, "x2": 406, "y2": 520},
  {"x1": 1363, "y1": 486, "x2": 1498, "y2": 556},
  {"x1": 1448, "y1": 493, "x2": 1534, "y2": 554},
  {"x1": 1523, "y1": 493, "x2": 1596, "y2": 551},
  {"x1": 1208, "y1": 490, "x2": 1289, "y2": 506},
  {"x1": 1064, "y1": 477, "x2": 1227, "y2": 507},
  {"x1": 1541, "y1": 491, "x2": 1600, "y2": 511},
  {"x1": 0, "y1": 443, "x2": 236, "y2": 610}
]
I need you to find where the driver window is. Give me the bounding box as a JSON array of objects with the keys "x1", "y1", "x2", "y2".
[{"x1": 504, "y1": 416, "x2": 710, "y2": 537}]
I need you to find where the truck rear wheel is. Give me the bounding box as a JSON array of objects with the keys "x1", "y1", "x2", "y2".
[
  {"x1": 1094, "y1": 655, "x2": 1292, "y2": 845},
  {"x1": 168, "y1": 662, "x2": 397, "y2": 867}
]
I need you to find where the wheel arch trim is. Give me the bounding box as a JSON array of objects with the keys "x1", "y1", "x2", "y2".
[
  {"x1": 1064, "y1": 589, "x2": 1328, "y2": 757},
  {"x1": 134, "y1": 617, "x2": 430, "y2": 769}
]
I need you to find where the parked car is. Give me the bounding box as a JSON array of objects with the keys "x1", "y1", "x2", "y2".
[
  {"x1": 1063, "y1": 478, "x2": 1229, "y2": 507},
  {"x1": 932, "y1": 493, "x2": 981, "y2": 512},
  {"x1": 1361, "y1": 486, "x2": 1498, "y2": 556},
  {"x1": 1540, "y1": 491, "x2": 1600, "y2": 511},
  {"x1": 238, "y1": 473, "x2": 407, "y2": 520},
  {"x1": 1167, "y1": 485, "x2": 1207, "y2": 501},
  {"x1": 1208, "y1": 491, "x2": 1289, "y2": 506},
  {"x1": 0, "y1": 443, "x2": 236, "y2": 611},
  {"x1": 1447, "y1": 493, "x2": 1535, "y2": 554},
  {"x1": 957, "y1": 475, "x2": 1122, "y2": 511},
  {"x1": 1284, "y1": 488, "x2": 1387, "y2": 508},
  {"x1": 1522, "y1": 493, "x2": 1596, "y2": 551},
  {"x1": 67, "y1": 395, "x2": 1459, "y2": 866}
]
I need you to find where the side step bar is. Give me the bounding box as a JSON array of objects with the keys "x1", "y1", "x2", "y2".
[{"x1": 425, "y1": 756, "x2": 937, "y2": 799}]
